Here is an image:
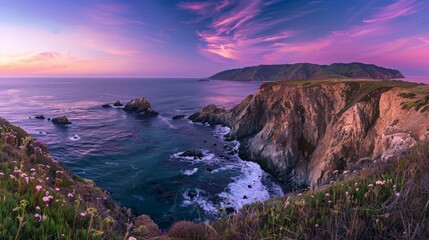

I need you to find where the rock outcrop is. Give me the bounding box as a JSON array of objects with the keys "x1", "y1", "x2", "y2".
[
  {"x1": 52, "y1": 116, "x2": 72, "y2": 124},
  {"x1": 190, "y1": 80, "x2": 429, "y2": 187},
  {"x1": 113, "y1": 100, "x2": 123, "y2": 107},
  {"x1": 124, "y1": 97, "x2": 159, "y2": 116}
]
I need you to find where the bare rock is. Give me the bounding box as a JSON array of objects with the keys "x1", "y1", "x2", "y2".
[
  {"x1": 52, "y1": 116, "x2": 71, "y2": 124},
  {"x1": 124, "y1": 97, "x2": 159, "y2": 116}
]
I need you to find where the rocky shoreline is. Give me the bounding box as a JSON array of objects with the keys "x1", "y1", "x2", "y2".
[{"x1": 189, "y1": 80, "x2": 429, "y2": 188}]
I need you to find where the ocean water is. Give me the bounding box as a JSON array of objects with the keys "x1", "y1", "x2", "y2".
[{"x1": 0, "y1": 78, "x2": 283, "y2": 228}]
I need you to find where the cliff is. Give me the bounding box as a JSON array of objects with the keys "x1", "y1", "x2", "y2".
[
  {"x1": 190, "y1": 80, "x2": 429, "y2": 187},
  {"x1": 209, "y1": 62, "x2": 405, "y2": 81}
]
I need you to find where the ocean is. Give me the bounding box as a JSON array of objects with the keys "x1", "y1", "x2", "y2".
[{"x1": 0, "y1": 78, "x2": 283, "y2": 228}]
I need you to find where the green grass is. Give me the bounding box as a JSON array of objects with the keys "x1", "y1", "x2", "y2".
[
  {"x1": 398, "y1": 92, "x2": 417, "y2": 98},
  {"x1": 400, "y1": 92, "x2": 429, "y2": 112}
]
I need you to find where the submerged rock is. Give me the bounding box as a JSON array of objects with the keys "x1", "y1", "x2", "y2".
[
  {"x1": 124, "y1": 97, "x2": 159, "y2": 116},
  {"x1": 35, "y1": 115, "x2": 45, "y2": 120},
  {"x1": 101, "y1": 104, "x2": 111, "y2": 108},
  {"x1": 179, "y1": 149, "x2": 203, "y2": 159},
  {"x1": 113, "y1": 100, "x2": 123, "y2": 107},
  {"x1": 172, "y1": 114, "x2": 186, "y2": 120},
  {"x1": 52, "y1": 116, "x2": 72, "y2": 125}
]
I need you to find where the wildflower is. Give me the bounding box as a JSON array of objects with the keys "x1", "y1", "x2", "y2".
[
  {"x1": 345, "y1": 191, "x2": 349, "y2": 196},
  {"x1": 355, "y1": 188, "x2": 359, "y2": 192},
  {"x1": 46, "y1": 177, "x2": 49, "y2": 181},
  {"x1": 354, "y1": 182, "x2": 358, "y2": 186},
  {"x1": 368, "y1": 184, "x2": 374, "y2": 187},
  {"x1": 333, "y1": 170, "x2": 339, "y2": 174},
  {"x1": 9, "y1": 174, "x2": 16, "y2": 180},
  {"x1": 42, "y1": 196, "x2": 53, "y2": 202},
  {"x1": 329, "y1": 181, "x2": 334, "y2": 184},
  {"x1": 67, "y1": 193, "x2": 74, "y2": 198},
  {"x1": 315, "y1": 224, "x2": 319, "y2": 227},
  {"x1": 328, "y1": 200, "x2": 332, "y2": 203},
  {"x1": 0, "y1": 172, "x2": 3, "y2": 177},
  {"x1": 34, "y1": 213, "x2": 41, "y2": 221},
  {"x1": 55, "y1": 187, "x2": 60, "y2": 191},
  {"x1": 325, "y1": 193, "x2": 330, "y2": 197},
  {"x1": 80, "y1": 212, "x2": 86, "y2": 217},
  {"x1": 30, "y1": 168, "x2": 36, "y2": 172},
  {"x1": 353, "y1": 170, "x2": 357, "y2": 174},
  {"x1": 395, "y1": 192, "x2": 401, "y2": 197},
  {"x1": 298, "y1": 193, "x2": 302, "y2": 197},
  {"x1": 128, "y1": 237, "x2": 137, "y2": 240},
  {"x1": 343, "y1": 170, "x2": 349, "y2": 174},
  {"x1": 56, "y1": 170, "x2": 63, "y2": 174},
  {"x1": 375, "y1": 180, "x2": 384, "y2": 186},
  {"x1": 36, "y1": 206, "x2": 40, "y2": 210}
]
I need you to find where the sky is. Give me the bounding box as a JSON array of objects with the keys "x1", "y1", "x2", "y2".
[{"x1": 0, "y1": 0, "x2": 429, "y2": 78}]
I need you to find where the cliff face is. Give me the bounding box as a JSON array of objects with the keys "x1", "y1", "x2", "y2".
[
  {"x1": 209, "y1": 62, "x2": 405, "y2": 81},
  {"x1": 190, "y1": 80, "x2": 429, "y2": 187}
]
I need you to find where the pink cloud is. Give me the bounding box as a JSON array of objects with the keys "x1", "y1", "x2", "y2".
[
  {"x1": 363, "y1": 0, "x2": 421, "y2": 23},
  {"x1": 20, "y1": 52, "x2": 61, "y2": 63},
  {"x1": 181, "y1": 0, "x2": 303, "y2": 62},
  {"x1": 182, "y1": 0, "x2": 429, "y2": 75}
]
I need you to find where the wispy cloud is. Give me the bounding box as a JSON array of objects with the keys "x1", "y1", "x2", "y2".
[
  {"x1": 264, "y1": 0, "x2": 429, "y2": 74},
  {"x1": 20, "y1": 52, "x2": 61, "y2": 63},
  {"x1": 85, "y1": 3, "x2": 145, "y2": 26},
  {"x1": 181, "y1": 0, "x2": 429, "y2": 76},
  {"x1": 180, "y1": 0, "x2": 314, "y2": 62}
]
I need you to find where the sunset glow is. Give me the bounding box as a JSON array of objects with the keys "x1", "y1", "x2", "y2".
[{"x1": 1, "y1": 0, "x2": 429, "y2": 77}]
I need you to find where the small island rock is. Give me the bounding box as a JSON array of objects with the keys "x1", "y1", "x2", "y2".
[
  {"x1": 52, "y1": 116, "x2": 72, "y2": 125},
  {"x1": 124, "y1": 97, "x2": 159, "y2": 116},
  {"x1": 113, "y1": 100, "x2": 123, "y2": 107},
  {"x1": 35, "y1": 115, "x2": 45, "y2": 120}
]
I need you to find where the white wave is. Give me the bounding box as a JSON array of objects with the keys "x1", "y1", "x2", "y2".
[
  {"x1": 105, "y1": 162, "x2": 119, "y2": 165},
  {"x1": 172, "y1": 149, "x2": 217, "y2": 163},
  {"x1": 69, "y1": 134, "x2": 80, "y2": 141},
  {"x1": 37, "y1": 131, "x2": 47, "y2": 135},
  {"x1": 182, "y1": 188, "x2": 218, "y2": 214},
  {"x1": 182, "y1": 168, "x2": 198, "y2": 176},
  {"x1": 214, "y1": 124, "x2": 284, "y2": 210},
  {"x1": 189, "y1": 121, "x2": 210, "y2": 127},
  {"x1": 218, "y1": 161, "x2": 283, "y2": 210},
  {"x1": 111, "y1": 105, "x2": 125, "y2": 109}
]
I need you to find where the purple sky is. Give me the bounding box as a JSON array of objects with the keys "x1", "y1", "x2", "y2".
[{"x1": 1, "y1": 0, "x2": 428, "y2": 78}]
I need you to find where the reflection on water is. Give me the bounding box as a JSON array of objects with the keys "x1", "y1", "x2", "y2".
[{"x1": 0, "y1": 78, "x2": 282, "y2": 228}]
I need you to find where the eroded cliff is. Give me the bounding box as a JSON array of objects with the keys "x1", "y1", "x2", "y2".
[{"x1": 190, "y1": 80, "x2": 429, "y2": 187}]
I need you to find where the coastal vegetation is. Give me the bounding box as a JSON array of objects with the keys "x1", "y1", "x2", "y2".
[
  {"x1": 0, "y1": 118, "x2": 129, "y2": 239},
  {"x1": 168, "y1": 143, "x2": 429, "y2": 239}
]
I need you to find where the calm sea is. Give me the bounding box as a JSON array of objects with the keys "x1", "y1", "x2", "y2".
[{"x1": 0, "y1": 78, "x2": 283, "y2": 228}]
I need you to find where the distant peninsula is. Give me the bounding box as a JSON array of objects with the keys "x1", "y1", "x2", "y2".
[{"x1": 209, "y1": 62, "x2": 404, "y2": 81}]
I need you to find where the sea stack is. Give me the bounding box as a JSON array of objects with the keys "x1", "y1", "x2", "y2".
[
  {"x1": 52, "y1": 116, "x2": 72, "y2": 124},
  {"x1": 124, "y1": 97, "x2": 159, "y2": 116}
]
